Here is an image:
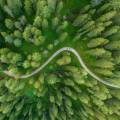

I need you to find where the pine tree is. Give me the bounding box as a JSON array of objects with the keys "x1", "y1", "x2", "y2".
[
  {"x1": 24, "y1": 0, "x2": 33, "y2": 16},
  {"x1": 87, "y1": 38, "x2": 109, "y2": 48}
]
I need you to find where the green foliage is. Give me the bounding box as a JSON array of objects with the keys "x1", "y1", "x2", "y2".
[
  {"x1": 73, "y1": 1, "x2": 120, "y2": 87},
  {"x1": 110, "y1": 0, "x2": 120, "y2": 10},
  {"x1": 24, "y1": 0, "x2": 33, "y2": 16},
  {"x1": 6, "y1": 0, "x2": 22, "y2": 16},
  {"x1": 0, "y1": 0, "x2": 5, "y2": 7},
  {"x1": 0, "y1": 0, "x2": 120, "y2": 120},
  {"x1": 13, "y1": 39, "x2": 22, "y2": 47},
  {"x1": 5, "y1": 19, "x2": 14, "y2": 29},
  {"x1": 5, "y1": 35, "x2": 13, "y2": 43},
  {"x1": 23, "y1": 25, "x2": 45, "y2": 46},
  {"x1": 91, "y1": 0, "x2": 104, "y2": 6},
  {"x1": 87, "y1": 38, "x2": 109, "y2": 48}
]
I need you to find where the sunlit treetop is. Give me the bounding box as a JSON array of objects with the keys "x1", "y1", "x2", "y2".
[{"x1": 0, "y1": 0, "x2": 120, "y2": 120}]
